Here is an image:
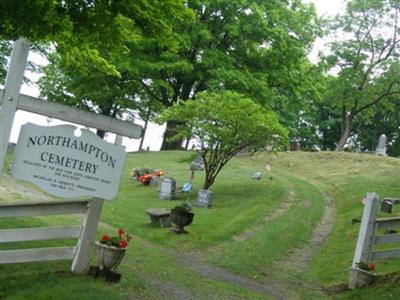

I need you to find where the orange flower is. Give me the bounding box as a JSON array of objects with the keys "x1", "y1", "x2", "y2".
[
  {"x1": 368, "y1": 263, "x2": 376, "y2": 272},
  {"x1": 118, "y1": 228, "x2": 125, "y2": 237}
]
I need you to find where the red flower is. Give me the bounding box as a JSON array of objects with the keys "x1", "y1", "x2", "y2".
[
  {"x1": 368, "y1": 263, "x2": 376, "y2": 272},
  {"x1": 118, "y1": 228, "x2": 125, "y2": 237},
  {"x1": 154, "y1": 170, "x2": 164, "y2": 177},
  {"x1": 102, "y1": 234, "x2": 110, "y2": 241},
  {"x1": 139, "y1": 174, "x2": 152, "y2": 185},
  {"x1": 119, "y1": 239, "x2": 128, "y2": 248}
]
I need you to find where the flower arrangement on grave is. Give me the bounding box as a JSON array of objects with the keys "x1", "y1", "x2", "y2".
[
  {"x1": 356, "y1": 261, "x2": 376, "y2": 272},
  {"x1": 138, "y1": 173, "x2": 152, "y2": 185},
  {"x1": 132, "y1": 167, "x2": 165, "y2": 185},
  {"x1": 100, "y1": 228, "x2": 132, "y2": 249},
  {"x1": 132, "y1": 167, "x2": 153, "y2": 179},
  {"x1": 153, "y1": 169, "x2": 164, "y2": 177}
]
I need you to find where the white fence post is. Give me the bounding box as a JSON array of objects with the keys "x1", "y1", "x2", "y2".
[
  {"x1": 71, "y1": 198, "x2": 104, "y2": 273},
  {"x1": 349, "y1": 192, "x2": 380, "y2": 289},
  {"x1": 0, "y1": 38, "x2": 29, "y2": 174}
]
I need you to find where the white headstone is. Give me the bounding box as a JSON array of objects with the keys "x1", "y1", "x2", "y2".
[
  {"x1": 11, "y1": 123, "x2": 127, "y2": 200},
  {"x1": 195, "y1": 189, "x2": 213, "y2": 208},
  {"x1": 159, "y1": 177, "x2": 176, "y2": 200},
  {"x1": 251, "y1": 172, "x2": 262, "y2": 180},
  {"x1": 375, "y1": 134, "x2": 387, "y2": 156}
]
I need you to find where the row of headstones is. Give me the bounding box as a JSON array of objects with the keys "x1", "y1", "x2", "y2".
[
  {"x1": 159, "y1": 177, "x2": 213, "y2": 208},
  {"x1": 289, "y1": 134, "x2": 388, "y2": 155}
]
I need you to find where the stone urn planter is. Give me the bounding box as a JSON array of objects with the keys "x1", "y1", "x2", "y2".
[
  {"x1": 170, "y1": 207, "x2": 194, "y2": 234},
  {"x1": 95, "y1": 241, "x2": 126, "y2": 271}
]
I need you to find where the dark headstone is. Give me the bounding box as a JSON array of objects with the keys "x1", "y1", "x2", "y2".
[
  {"x1": 190, "y1": 153, "x2": 204, "y2": 171},
  {"x1": 290, "y1": 139, "x2": 301, "y2": 151}
]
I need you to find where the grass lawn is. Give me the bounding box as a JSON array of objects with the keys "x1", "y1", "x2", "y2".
[{"x1": 1, "y1": 150, "x2": 399, "y2": 299}]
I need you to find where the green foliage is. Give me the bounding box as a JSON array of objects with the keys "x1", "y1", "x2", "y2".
[
  {"x1": 354, "y1": 97, "x2": 400, "y2": 155},
  {"x1": 132, "y1": 0, "x2": 320, "y2": 149},
  {"x1": 322, "y1": 0, "x2": 400, "y2": 151},
  {"x1": 159, "y1": 91, "x2": 288, "y2": 188},
  {"x1": 0, "y1": 39, "x2": 11, "y2": 84},
  {"x1": 172, "y1": 202, "x2": 192, "y2": 213},
  {"x1": 32, "y1": 1, "x2": 191, "y2": 138}
]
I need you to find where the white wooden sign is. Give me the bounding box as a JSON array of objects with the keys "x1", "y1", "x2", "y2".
[
  {"x1": 11, "y1": 123, "x2": 127, "y2": 200},
  {"x1": 0, "y1": 38, "x2": 142, "y2": 274}
]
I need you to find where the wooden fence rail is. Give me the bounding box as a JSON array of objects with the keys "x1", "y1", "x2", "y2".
[
  {"x1": 349, "y1": 193, "x2": 400, "y2": 289},
  {"x1": 0, "y1": 198, "x2": 101, "y2": 273}
]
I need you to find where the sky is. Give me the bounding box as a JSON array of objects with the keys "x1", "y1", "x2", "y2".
[{"x1": 6, "y1": 0, "x2": 346, "y2": 152}]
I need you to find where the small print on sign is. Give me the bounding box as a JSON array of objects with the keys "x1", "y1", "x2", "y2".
[{"x1": 11, "y1": 123, "x2": 127, "y2": 200}]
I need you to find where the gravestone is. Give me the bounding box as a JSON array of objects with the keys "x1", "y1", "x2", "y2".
[
  {"x1": 190, "y1": 153, "x2": 204, "y2": 171},
  {"x1": 290, "y1": 139, "x2": 301, "y2": 151},
  {"x1": 159, "y1": 177, "x2": 176, "y2": 200},
  {"x1": 251, "y1": 172, "x2": 262, "y2": 180},
  {"x1": 195, "y1": 189, "x2": 213, "y2": 208},
  {"x1": 375, "y1": 134, "x2": 387, "y2": 156}
]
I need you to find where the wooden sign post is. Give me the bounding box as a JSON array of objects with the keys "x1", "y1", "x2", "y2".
[
  {"x1": 0, "y1": 38, "x2": 30, "y2": 173},
  {"x1": 0, "y1": 39, "x2": 142, "y2": 273}
]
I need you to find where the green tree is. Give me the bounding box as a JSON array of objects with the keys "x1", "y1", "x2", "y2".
[
  {"x1": 38, "y1": 51, "x2": 141, "y2": 138},
  {"x1": 24, "y1": 0, "x2": 191, "y2": 138},
  {"x1": 159, "y1": 91, "x2": 288, "y2": 189},
  {"x1": 355, "y1": 97, "x2": 400, "y2": 155},
  {"x1": 0, "y1": 40, "x2": 12, "y2": 84},
  {"x1": 133, "y1": 0, "x2": 320, "y2": 149},
  {"x1": 323, "y1": 0, "x2": 400, "y2": 151}
]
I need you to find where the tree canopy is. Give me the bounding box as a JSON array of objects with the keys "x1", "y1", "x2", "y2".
[
  {"x1": 159, "y1": 91, "x2": 288, "y2": 189},
  {"x1": 322, "y1": 0, "x2": 400, "y2": 151},
  {"x1": 2, "y1": 0, "x2": 399, "y2": 156},
  {"x1": 1, "y1": 0, "x2": 191, "y2": 137},
  {"x1": 128, "y1": 0, "x2": 320, "y2": 149}
]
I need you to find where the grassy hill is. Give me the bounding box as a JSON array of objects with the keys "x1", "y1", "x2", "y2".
[{"x1": 0, "y1": 151, "x2": 399, "y2": 299}]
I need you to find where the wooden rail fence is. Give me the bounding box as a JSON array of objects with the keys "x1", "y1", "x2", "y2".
[
  {"x1": 349, "y1": 192, "x2": 400, "y2": 288},
  {"x1": 0, "y1": 198, "x2": 103, "y2": 272}
]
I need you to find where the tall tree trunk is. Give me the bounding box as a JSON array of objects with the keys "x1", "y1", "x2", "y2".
[
  {"x1": 138, "y1": 106, "x2": 151, "y2": 151},
  {"x1": 336, "y1": 113, "x2": 353, "y2": 151},
  {"x1": 184, "y1": 136, "x2": 191, "y2": 150},
  {"x1": 96, "y1": 129, "x2": 106, "y2": 139},
  {"x1": 161, "y1": 120, "x2": 184, "y2": 150}
]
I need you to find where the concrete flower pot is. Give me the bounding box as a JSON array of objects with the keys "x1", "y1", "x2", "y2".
[
  {"x1": 170, "y1": 210, "x2": 194, "y2": 234},
  {"x1": 95, "y1": 241, "x2": 126, "y2": 271}
]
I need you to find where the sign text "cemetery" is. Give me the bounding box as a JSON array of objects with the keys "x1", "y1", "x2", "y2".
[
  {"x1": 12, "y1": 123, "x2": 126, "y2": 200},
  {"x1": 27, "y1": 134, "x2": 117, "y2": 174}
]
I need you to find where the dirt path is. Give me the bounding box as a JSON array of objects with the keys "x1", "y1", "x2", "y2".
[
  {"x1": 165, "y1": 191, "x2": 336, "y2": 300},
  {"x1": 282, "y1": 193, "x2": 336, "y2": 270},
  {"x1": 99, "y1": 187, "x2": 335, "y2": 299},
  {"x1": 177, "y1": 252, "x2": 289, "y2": 300}
]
